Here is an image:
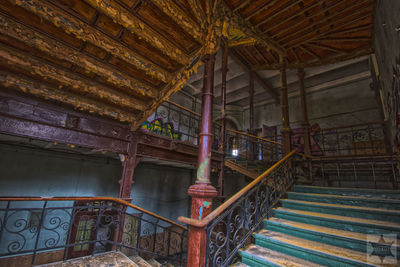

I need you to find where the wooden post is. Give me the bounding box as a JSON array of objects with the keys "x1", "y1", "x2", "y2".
[
  {"x1": 280, "y1": 56, "x2": 291, "y2": 154},
  {"x1": 217, "y1": 40, "x2": 228, "y2": 202},
  {"x1": 118, "y1": 133, "x2": 139, "y2": 200},
  {"x1": 249, "y1": 71, "x2": 255, "y2": 159},
  {"x1": 298, "y1": 68, "x2": 311, "y2": 155},
  {"x1": 187, "y1": 53, "x2": 218, "y2": 267}
]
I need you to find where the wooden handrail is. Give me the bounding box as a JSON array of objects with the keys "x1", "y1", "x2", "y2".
[
  {"x1": 178, "y1": 149, "x2": 297, "y2": 228},
  {"x1": 0, "y1": 196, "x2": 187, "y2": 230},
  {"x1": 165, "y1": 100, "x2": 283, "y2": 146}
]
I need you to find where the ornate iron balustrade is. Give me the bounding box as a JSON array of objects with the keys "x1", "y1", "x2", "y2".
[
  {"x1": 178, "y1": 150, "x2": 297, "y2": 267},
  {"x1": 299, "y1": 154, "x2": 400, "y2": 190},
  {"x1": 0, "y1": 197, "x2": 188, "y2": 266}
]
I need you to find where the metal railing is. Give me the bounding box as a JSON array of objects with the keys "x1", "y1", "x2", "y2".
[
  {"x1": 0, "y1": 197, "x2": 188, "y2": 266},
  {"x1": 142, "y1": 101, "x2": 283, "y2": 162},
  {"x1": 265, "y1": 121, "x2": 389, "y2": 157},
  {"x1": 298, "y1": 154, "x2": 400, "y2": 190},
  {"x1": 225, "y1": 130, "x2": 283, "y2": 162},
  {"x1": 178, "y1": 150, "x2": 297, "y2": 266}
]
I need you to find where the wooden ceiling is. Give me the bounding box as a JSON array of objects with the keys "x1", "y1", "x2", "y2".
[
  {"x1": 224, "y1": 0, "x2": 375, "y2": 70},
  {"x1": 0, "y1": 0, "x2": 376, "y2": 128}
]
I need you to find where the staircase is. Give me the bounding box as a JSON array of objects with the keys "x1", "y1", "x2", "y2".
[
  {"x1": 239, "y1": 185, "x2": 400, "y2": 266},
  {"x1": 225, "y1": 157, "x2": 274, "y2": 179}
]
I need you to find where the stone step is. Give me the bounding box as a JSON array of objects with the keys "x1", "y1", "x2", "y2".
[
  {"x1": 240, "y1": 244, "x2": 323, "y2": 267},
  {"x1": 253, "y1": 230, "x2": 395, "y2": 266},
  {"x1": 35, "y1": 252, "x2": 139, "y2": 267},
  {"x1": 287, "y1": 192, "x2": 400, "y2": 209},
  {"x1": 273, "y1": 208, "x2": 400, "y2": 237},
  {"x1": 264, "y1": 217, "x2": 400, "y2": 258},
  {"x1": 129, "y1": 255, "x2": 153, "y2": 267},
  {"x1": 280, "y1": 199, "x2": 400, "y2": 222},
  {"x1": 293, "y1": 185, "x2": 400, "y2": 199}
]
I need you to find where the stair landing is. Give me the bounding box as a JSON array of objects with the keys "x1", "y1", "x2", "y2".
[{"x1": 36, "y1": 251, "x2": 138, "y2": 267}]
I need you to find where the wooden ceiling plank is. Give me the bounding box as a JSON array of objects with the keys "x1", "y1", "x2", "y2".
[
  {"x1": 0, "y1": 13, "x2": 157, "y2": 99},
  {"x1": 264, "y1": 0, "x2": 321, "y2": 34},
  {"x1": 230, "y1": 49, "x2": 279, "y2": 103},
  {"x1": 281, "y1": 0, "x2": 373, "y2": 45},
  {"x1": 233, "y1": 0, "x2": 251, "y2": 12},
  {"x1": 245, "y1": 0, "x2": 280, "y2": 21},
  {"x1": 271, "y1": 0, "x2": 348, "y2": 40},
  {"x1": 290, "y1": 47, "x2": 300, "y2": 63},
  {"x1": 84, "y1": 0, "x2": 191, "y2": 64},
  {"x1": 318, "y1": 37, "x2": 371, "y2": 42},
  {"x1": 323, "y1": 24, "x2": 373, "y2": 38},
  {"x1": 150, "y1": 0, "x2": 203, "y2": 43},
  {"x1": 290, "y1": 9, "x2": 373, "y2": 48},
  {"x1": 0, "y1": 70, "x2": 135, "y2": 123},
  {"x1": 219, "y1": 1, "x2": 285, "y2": 55},
  {"x1": 307, "y1": 42, "x2": 345, "y2": 53},
  {"x1": 187, "y1": 0, "x2": 207, "y2": 26},
  {"x1": 254, "y1": 45, "x2": 271, "y2": 65},
  {"x1": 253, "y1": 46, "x2": 373, "y2": 70},
  {"x1": 8, "y1": 0, "x2": 171, "y2": 83},
  {"x1": 255, "y1": 0, "x2": 303, "y2": 28},
  {"x1": 299, "y1": 44, "x2": 320, "y2": 60},
  {"x1": 0, "y1": 43, "x2": 147, "y2": 112}
]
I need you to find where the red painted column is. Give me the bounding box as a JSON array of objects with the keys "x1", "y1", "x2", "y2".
[
  {"x1": 187, "y1": 53, "x2": 218, "y2": 267},
  {"x1": 118, "y1": 133, "x2": 139, "y2": 200},
  {"x1": 280, "y1": 56, "x2": 291, "y2": 154},
  {"x1": 217, "y1": 40, "x2": 228, "y2": 202}
]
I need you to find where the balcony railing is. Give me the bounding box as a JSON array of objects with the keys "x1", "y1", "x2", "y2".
[{"x1": 0, "y1": 197, "x2": 188, "y2": 267}]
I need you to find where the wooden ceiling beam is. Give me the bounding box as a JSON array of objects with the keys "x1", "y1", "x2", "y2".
[
  {"x1": 318, "y1": 37, "x2": 371, "y2": 42},
  {"x1": 271, "y1": 0, "x2": 348, "y2": 40},
  {"x1": 299, "y1": 45, "x2": 320, "y2": 60},
  {"x1": 0, "y1": 43, "x2": 147, "y2": 112},
  {"x1": 0, "y1": 14, "x2": 156, "y2": 99},
  {"x1": 307, "y1": 43, "x2": 345, "y2": 53},
  {"x1": 265, "y1": 0, "x2": 321, "y2": 34},
  {"x1": 255, "y1": 0, "x2": 303, "y2": 28},
  {"x1": 219, "y1": 1, "x2": 285, "y2": 55},
  {"x1": 0, "y1": 70, "x2": 135, "y2": 123},
  {"x1": 290, "y1": 9, "x2": 373, "y2": 48},
  {"x1": 150, "y1": 0, "x2": 203, "y2": 43},
  {"x1": 252, "y1": 46, "x2": 373, "y2": 70},
  {"x1": 8, "y1": 0, "x2": 171, "y2": 83},
  {"x1": 233, "y1": 0, "x2": 251, "y2": 12},
  {"x1": 323, "y1": 24, "x2": 373, "y2": 39},
  {"x1": 187, "y1": 0, "x2": 207, "y2": 26},
  {"x1": 84, "y1": 0, "x2": 190, "y2": 63},
  {"x1": 230, "y1": 49, "x2": 279, "y2": 103},
  {"x1": 245, "y1": 0, "x2": 280, "y2": 22},
  {"x1": 282, "y1": 0, "x2": 373, "y2": 46}
]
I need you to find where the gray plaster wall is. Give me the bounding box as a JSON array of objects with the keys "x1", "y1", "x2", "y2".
[
  {"x1": 374, "y1": 0, "x2": 400, "y2": 147},
  {"x1": 0, "y1": 143, "x2": 199, "y2": 221},
  {"x1": 0, "y1": 144, "x2": 121, "y2": 197},
  {"x1": 243, "y1": 78, "x2": 380, "y2": 132}
]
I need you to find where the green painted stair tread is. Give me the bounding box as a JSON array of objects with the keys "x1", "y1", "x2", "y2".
[
  {"x1": 254, "y1": 230, "x2": 384, "y2": 267},
  {"x1": 293, "y1": 185, "x2": 400, "y2": 199},
  {"x1": 287, "y1": 192, "x2": 400, "y2": 209},
  {"x1": 281, "y1": 199, "x2": 400, "y2": 222},
  {"x1": 240, "y1": 244, "x2": 324, "y2": 267},
  {"x1": 128, "y1": 255, "x2": 153, "y2": 267},
  {"x1": 265, "y1": 217, "x2": 400, "y2": 256},
  {"x1": 273, "y1": 208, "x2": 400, "y2": 235}
]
